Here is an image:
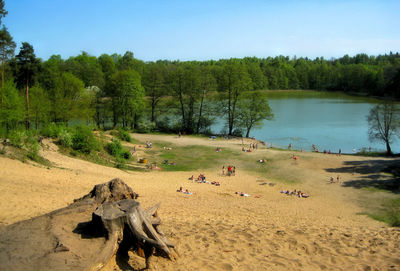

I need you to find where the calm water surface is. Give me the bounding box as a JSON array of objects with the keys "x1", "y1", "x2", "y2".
[{"x1": 213, "y1": 91, "x2": 399, "y2": 154}]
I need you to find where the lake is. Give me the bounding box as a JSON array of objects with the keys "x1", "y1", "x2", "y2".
[{"x1": 212, "y1": 91, "x2": 399, "y2": 154}]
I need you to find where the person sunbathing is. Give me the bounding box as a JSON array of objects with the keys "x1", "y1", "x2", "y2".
[{"x1": 188, "y1": 175, "x2": 194, "y2": 180}]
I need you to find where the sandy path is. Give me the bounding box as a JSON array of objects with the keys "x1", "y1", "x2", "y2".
[{"x1": 0, "y1": 135, "x2": 399, "y2": 270}]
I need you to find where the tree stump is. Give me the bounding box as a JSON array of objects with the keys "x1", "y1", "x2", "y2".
[
  {"x1": 0, "y1": 178, "x2": 176, "y2": 271},
  {"x1": 90, "y1": 198, "x2": 176, "y2": 270}
]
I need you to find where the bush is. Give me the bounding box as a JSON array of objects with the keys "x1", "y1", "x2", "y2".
[
  {"x1": 232, "y1": 128, "x2": 244, "y2": 137},
  {"x1": 71, "y1": 126, "x2": 99, "y2": 154},
  {"x1": 40, "y1": 123, "x2": 65, "y2": 138},
  {"x1": 8, "y1": 130, "x2": 27, "y2": 148},
  {"x1": 58, "y1": 129, "x2": 72, "y2": 148},
  {"x1": 106, "y1": 138, "x2": 123, "y2": 157},
  {"x1": 118, "y1": 128, "x2": 132, "y2": 142},
  {"x1": 121, "y1": 150, "x2": 132, "y2": 160},
  {"x1": 136, "y1": 120, "x2": 156, "y2": 133},
  {"x1": 27, "y1": 141, "x2": 40, "y2": 161}
]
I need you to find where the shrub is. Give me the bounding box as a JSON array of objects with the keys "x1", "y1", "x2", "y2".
[
  {"x1": 136, "y1": 120, "x2": 156, "y2": 133},
  {"x1": 40, "y1": 123, "x2": 64, "y2": 138},
  {"x1": 106, "y1": 139, "x2": 123, "y2": 157},
  {"x1": 118, "y1": 128, "x2": 132, "y2": 142},
  {"x1": 121, "y1": 150, "x2": 132, "y2": 160},
  {"x1": 58, "y1": 129, "x2": 72, "y2": 148},
  {"x1": 71, "y1": 126, "x2": 99, "y2": 154},
  {"x1": 27, "y1": 141, "x2": 40, "y2": 161},
  {"x1": 8, "y1": 130, "x2": 27, "y2": 148}
]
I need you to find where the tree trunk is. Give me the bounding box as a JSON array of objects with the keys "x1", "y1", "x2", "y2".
[
  {"x1": 196, "y1": 89, "x2": 205, "y2": 134},
  {"x1": 25, "y1": 77, "x2": 30, "y2": 130},
  {"x1": 386, "y1": 140, "x2": 392, "y2": 156}
]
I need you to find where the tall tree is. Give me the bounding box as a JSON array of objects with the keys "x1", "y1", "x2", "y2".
[
  {"x1": 218, "y1": 62, "x2": 252, "y2": 135},
  {"x1": 29, "y1": 85, "x2": 50, "y2": 129},
  {"x1": 0, "y1": 0, "x2": 7, "y2": 26},
  {"x1": 0, "y1": 80, "x2": 24, "y2": 132},
  {"x1": 14, "y1": 42, "x2": 40, "y2": 129},
  {"x1": 196, "y1": 65, "x2": 216, "y2": 133},
  {"x1": 0, "y1": 26, "x2": 15, "y2": 90},
  {"x1": 109, "y1": 70, "x2": 144, "y2": 128},
  {"x1": 236, "y1": 92, "x2": 273, "y2": 138},
  {"x1": 367, "y1": 102, "x2": 399, "y2": 155},
  {"x1": 142, "y1": 62, "x2": 166, "y2": 122}
]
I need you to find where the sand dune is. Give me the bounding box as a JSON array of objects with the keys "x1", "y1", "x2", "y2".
[{"x1": 0, "y1": 134, "x2": 399, "y2": 270}]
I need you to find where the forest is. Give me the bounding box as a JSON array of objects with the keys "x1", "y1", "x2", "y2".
[{"x1": 0, "y1": 1, "x2": 399, "y2": 137}]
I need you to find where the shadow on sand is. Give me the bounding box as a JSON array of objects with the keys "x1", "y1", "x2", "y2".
[{"x1": 325, "y1": 158, "x2": 400, "y2": 194}]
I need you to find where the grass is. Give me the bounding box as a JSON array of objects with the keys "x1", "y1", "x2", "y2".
[
  {"x1": 365, "y1": 198, "x2": 400, "y2": 227},
  {"x1": 0, "y1": 143, "x2": 52, "y2": 167},
  {"x1": 145, "y1": 143, "x2": 239, "y2": 172}
]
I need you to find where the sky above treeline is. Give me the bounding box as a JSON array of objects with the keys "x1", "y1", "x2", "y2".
[{"x1": 4, "y1": 0, "x2": 400, "y2": 61}]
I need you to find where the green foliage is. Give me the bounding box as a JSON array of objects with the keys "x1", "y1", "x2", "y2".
[
  {"x1": 8, "y1": 129, "x2": 27, "y2": 148},
  {"x1": 106, "y1": 138, "x2": 123, "y2": 157},
  {"x1": 236, "y1": 91, "x2": 274, "y2": 138},
  {"x1": 40, "y1": 123, "x2": 65, "y2": 138},
  {"x1": 117, "y1": 128, "x2": 132, "y2": 142},
  {"x1": 0, "y1": 81, "x2": 24, "y2": 129},
  {"x1": 58, "y1": 128, "x2": 72, "y2": 147},
  {"x1": 106, "y1": 138, "x2": 131, "y2": 161},
  {"x1": 71, "y1": 126, "x2": 99, "y2": 154}
]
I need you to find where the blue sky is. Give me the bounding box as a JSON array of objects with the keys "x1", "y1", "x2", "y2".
[{"x1": 4, "y1": 0, "x2": 400, "y2": 61}]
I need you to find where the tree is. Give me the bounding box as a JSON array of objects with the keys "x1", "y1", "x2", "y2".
[
  {"x1": 0, "y1": 0, "x2": 7, "y2": 26},
  {"x1": 196, "y1": 65, "x2": 216, "y2": 133},
  {"x1": 29, "y1": 85, "x2": 50, "y2": 129},
  {"x1": 109, "y1": 70, "x2": 144, "y2": 128},
  {"x1": 367, "y1": 102, "x2": 399, "y2": 155},
  {"x1": 0, "y1": 80, "x2": 24, "y2": 131},
  {"x1": 237, "y1": 92, "x2": 273, "y2": 138},
  {"x1": 14, "y1": 42, "x2": 40, "y2": 129},
  {"x1": 218, "y1": 62, "x2": 252, "y2": 135},
  {"x1": 0, "y1": 26, "x2": 15, "y2": 90},
  {"x1": 52, "y1": 72, "x2": 86, "y2": 123},
  {"x1": 142, "y1": 62, "x2": 166, "y2": 122}
]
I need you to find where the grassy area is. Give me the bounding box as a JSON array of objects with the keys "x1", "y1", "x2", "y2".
[
  {"x1": 0, "y1": 144, "x2": 52, "y2": 167},
  {"x1": 365, "y1": 198, "x2": 400, "y2": 227}
]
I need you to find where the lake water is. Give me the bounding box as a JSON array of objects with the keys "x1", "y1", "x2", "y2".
[{"x1": 212, "y1": 91, "x2": 399, "y2": 154}]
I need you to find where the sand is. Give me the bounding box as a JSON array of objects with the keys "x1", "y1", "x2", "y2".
[{"x1": 0, "y1": 134, "x2": 399, "y2": 270}]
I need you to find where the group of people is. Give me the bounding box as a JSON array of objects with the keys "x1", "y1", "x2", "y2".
[
  {"x1": 242, "y1": 142, "x2": 258, "y2": 152},
  {"x1": 280, "y1": 189, "x2": 310, "y2": 198},
  {"x1": 145, "y1": 141, "x2": 152, "y2": 148},
  {"x1": 176, "y1": 187, "x2": 192, "y2": 195},
  {"x1": 187, "y1": 174, "x2": 221, "y2": 186},
  {"x1": 222, "y1": 165, "x2": 236, "y2": 176},
  {"x1": 329, "y1": 175, "x2": 341, "y2": 184}
]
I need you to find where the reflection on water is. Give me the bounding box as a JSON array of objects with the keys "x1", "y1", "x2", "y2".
[{"x1": 212, "y1": 91, "x2": 399, "y2": 154}]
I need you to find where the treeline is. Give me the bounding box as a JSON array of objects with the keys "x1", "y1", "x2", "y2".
[
  {"x1": 1, "y1": 1, "x2": 400, "y2": 136},
  {"x1": 2, "y1": 46, "x2": 399, "y2": 136}
]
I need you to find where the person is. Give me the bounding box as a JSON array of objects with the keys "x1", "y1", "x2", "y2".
[
  {"x1": 134, "y1": 145, "x2": 136, "y2": 153},
  {"x1": 337, "y1": 175, "x2": 340, "y2": 183},
  {"x1": 232, "y1": 166, "x2": 236, "y2": 176},
  {"x1": 288, "y1": 143, "x2": 292, "y2": 150},
  {"x1": 330, "y1": 176, "x2": 334, "y2": 183},
  {"x1": 227, "y1": 166, "x2": 232, "y2": 176},
  {"x1": 222, "y1": 166, "x2": 225, "y2": 175},
  {"x1": 338, "y1": 149, "x2": 342, "y2": 156},
  {"x1": 178, "y1": 131, "x2": 182, "y2": 138}
]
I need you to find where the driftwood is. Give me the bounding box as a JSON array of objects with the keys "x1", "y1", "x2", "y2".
[{"x1": 0, "y1": 178, "x2": 176, "y2": 271}]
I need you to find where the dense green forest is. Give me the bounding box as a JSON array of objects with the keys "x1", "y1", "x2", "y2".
[{"x1": 0, "y1": 1, "x2": 399, "y2": 136}]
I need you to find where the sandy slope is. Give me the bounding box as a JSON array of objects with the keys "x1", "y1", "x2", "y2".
[{"x1": 0, "y1": 134, "x2": 399, "y2": 270}]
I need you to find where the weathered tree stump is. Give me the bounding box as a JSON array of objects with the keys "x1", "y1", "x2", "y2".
[
  {"x1": 91, "y1": 199, "x2": 176, "y2": 270},
  {"x1": 0, "y1": 178, "x2": 176, "y2": 271}
]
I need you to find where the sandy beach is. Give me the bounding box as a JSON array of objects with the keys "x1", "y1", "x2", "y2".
[{"x1": 0, "y1": 134, "x2": 399, "y2": 270}]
